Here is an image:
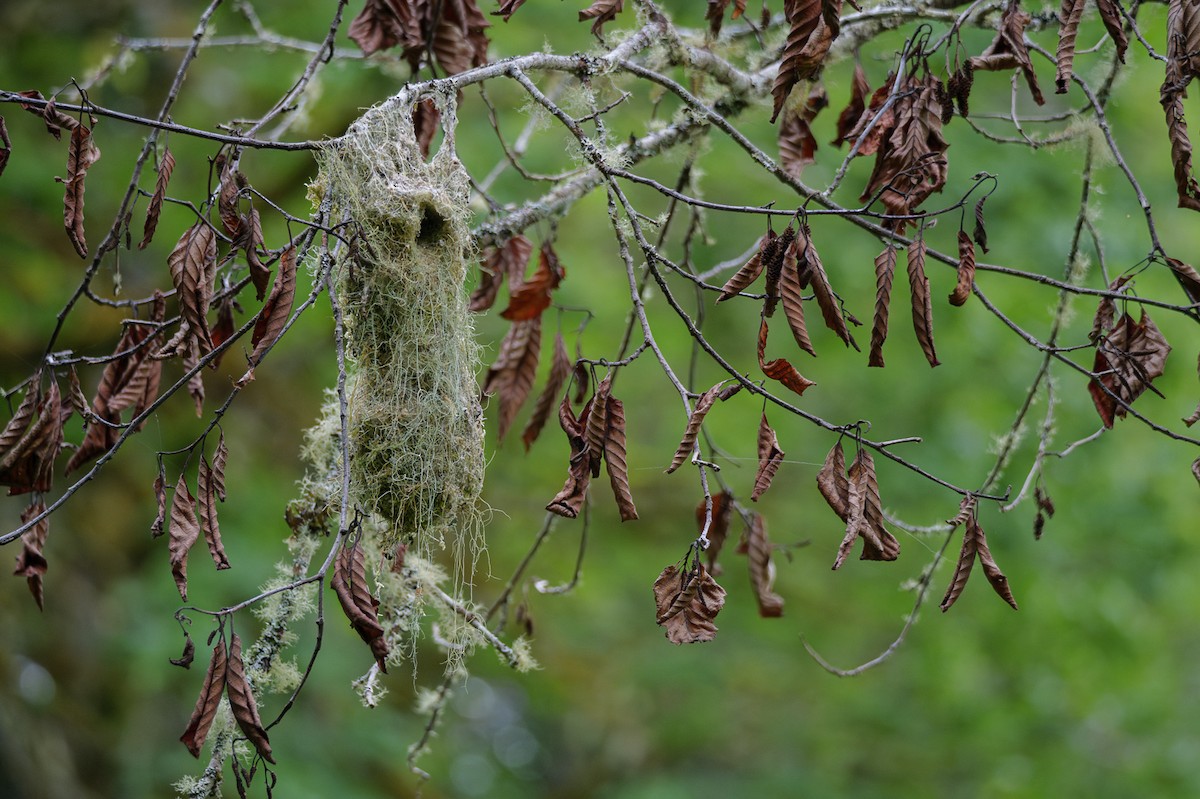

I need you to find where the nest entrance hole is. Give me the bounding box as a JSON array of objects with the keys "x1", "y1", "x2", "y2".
[{"x1": 417, "y1": 204, "x2": 447, "y2": 246}]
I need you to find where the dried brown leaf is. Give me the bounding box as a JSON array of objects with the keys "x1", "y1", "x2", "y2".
[
  {"x1": 771, "y1": 0, "x2": 839, "y2": 122},
  {"x1": 1056, "y1": 0, "x2": 1086, "y2": 93},
  {"x1": 583, "y1": 374, "x2": 612, "y2": 477},
  {"x1": 976, "y1": 518, "x2": 1019, "y2": 610},
  {"x1": 751, "y1": 413, "x2": 785, "y2": 502},
  {"x1": 168, "y1": 222, "x2": 218, "y2": 354},
  {"x1": 184, "y1": 336, "x2": 206, "y2": 417},
  {"x1": 758, "y1": 318, "x2": 817, "y2": 396},
  {"x1": 236, "y1": 246, "x2": 297, "y2": 387},
  {"x1": 949, "y1": 230, "x2": 975, "y2": 306},
  {"x1": 501, "y1": 241, "x2": 564, "y2": 321},
  {"x1": 666, "y1": 383, "x2": 723, "y2": 473},
  {"x1": 0, "y1": 116, "x2": 11, "y2": 179},
  {"x1": 868, "y1": 244, "x2": 897, "y2": 367},
  {"x1": 225, "y1": 633, "x2": 275, "y2": 764},
  {"x1": 579, "y1": 0, "x2": 624, "y2": 36},
  {"x1": 0, "y1": 382, "x2": 39, "y2": 455},
  {"x1": 816, "y1": 439, "x2": 850, "y2": 519},
  {"x1": 332, "y1": 539, "x2": 389, "y2": 672},
  {"x1": 762, "y1": 225, "x2": 796, "y2": 318},
  {"x1": 1095, "y1": 0, "x2": 1129, "y2": 63},
  {"x1": 604, "y1": 397, "x2": 638, "y2": 521},
  {"x1": 1164, "y1": 257, "x2": 1200, "y2": 311},
  {"x1": 197, "y1": 456, "x2": 230, "y2": 571},
  {"x1": 1088, "y1": 309, "x2": 1172, "y2": 427},
  {"x1": 171, "y1": 635, "x2": 196, "y2": 669},
  {"x1": 0, "y1": 382, "x2": 64, "y2": 496},
  {"x1": 797, "y1": 227, "x2": 858, "y2": 349},
  {"x1": 151, "y1": 471, "x2": 167, "y2": 538},
  {"x1": 832, "y1": 446, "x2": 898, "y2": 568},
  {"x1": 717, "y1": 232, "x2": 771, "y2": 302},
  {"x1": 471, "y1": 235, "x2": 532, "y2": 313},
  {"x1": 939, "y1": 514, "x2": 979, "y2": 611},
  {"x1": 522, "y1": 332, "x2": 572, "y2": 450},
  {"x1": 413, "y1": 98, "x2": 441, "y2": 160},
  {"x1": 779, "y1": 90, "x2": 825, "y2": 178},
  {"x1": 547, "y1": 395, "x2": 591, "y2": 518},
  {"x1": 483, "y1": 318, "x2": 542, "y2": 442},
  {"x1": 180, "y1": 638, "x2": 227, "y2": 758},
  {"x1": 14, "y1": 501, "x2": 49, "y2": 610},
  {"x1": 139, "y1": 146, "x2": 175, "y2": 249},
  {"x1": 742, "y1": 512, "x2": 785, "y2": 617},
  {"x1": 906, "y1": 235, "x2": 940, "y2": 366},
  {"x1": 833, "y1": 60, "x2": 870, "y2": 146},
  {"x1": 169, "y1": 476, "x2": 201, "y2": 601},
  {"x1": 779, "y1": 236, "x2": 817, "y2": 356},
  {"x1": 968, "y1": 0, "x2": 1045, "y2": 105},
  {"x1": 859, "y1": 74, "x2": 948, "y2": 220},
  {"x1": 705, "y1": 0, "x2": 746, "y2": 36},
  {"x1": 494, "y1": 0, "x2": 528, "y2": 21},
  {"x1": 63, "y1": 123, "x2": 101, "y2": 258},
  {"x1": 653, "y1": 562, "x2": 726, "y2": 644}
]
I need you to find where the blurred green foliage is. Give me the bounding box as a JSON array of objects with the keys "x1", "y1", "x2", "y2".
[{"x1": 1, "y1": 1, "x2": 1199, "y2": 798}]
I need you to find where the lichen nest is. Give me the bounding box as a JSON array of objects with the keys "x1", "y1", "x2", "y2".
[{"x1": 314, "y1": 90, "x2": 485, "y2": 556}]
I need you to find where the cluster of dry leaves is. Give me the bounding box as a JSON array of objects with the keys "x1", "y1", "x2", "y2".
[{"x1": 180, "y1": 632, "x2": 275, "y2": 767}]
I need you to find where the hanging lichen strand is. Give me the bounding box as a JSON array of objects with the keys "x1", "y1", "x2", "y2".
[{"x1": 314, "y1": 89, "x2": 485, "y2": 562}]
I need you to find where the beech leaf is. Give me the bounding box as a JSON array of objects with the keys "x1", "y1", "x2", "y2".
[
  {"x1": 482, "y1": 318, "x2": 542, "y2": 442},
  {"x1": 226, "y1": 633, "x2": 275, "y2": 763},
  {"x1": 521, "y1": 332, "x2": 572, "y2": 451},
  {"x1": 666, "y1": 383, "x2": 724, "y2": 474},
  {"x1": 717, "y1": 232, "x2": 771, "y2": 302},
  {"x1": 603, "y1": 396, "x2": 638, "y2": 521},
  {"x1": 63, "y1": 123, "x2": 101, "y2": 258},
  {"x1": 868, "y1": 244, "x2": 897, "y2": 368},
  {"x1": 180, "y1": 638, "x2": 227, "y2": 758},
  {"x1": 906, "y1": 235, "x2": 940, "y2": 366},
  {"x1": 236, "y1": 246, "x2": 297, "y2": 388},
  {"x1": 750, "y1": 413, "x2": 785, "y2": 502},
  {"x1": 332, "y1": 539, "x2": 389, "y2": 672},
  {"x1": 168, "y1": 222, "x2": 218, "y2": 354},
  {"x1": 13, "y1": 501, "x2": 49, "y2": 610},
  {"x1": 197, "y1": 456, "x2": 231, "y2": 571},
  {"x1": 949, "y1": 230, "x2": 975, "y2": 306},
  {"x1": 139, "y1": 145, "x2": 175, "y2": 249},
  {"x1": 742, "y1": 512, "x2": 785, "y2": 617},
  {"x1": 653, "y1": 562, "x2": 726, "y2": 644},
  {"x1": 169, "y1": 475, "x2": 201, "y2": 601},
  {"x1": 797, "y1": 227, "x2": 859, "y2": 349}
]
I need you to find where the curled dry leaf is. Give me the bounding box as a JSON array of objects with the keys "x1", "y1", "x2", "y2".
[
  {"x1": 169, "y1": 475, "x2": 201, "y2": 601},
  {"x1": 859, "y1": 74, "x2": 948, "y2": 222},
  {"x1": 751, "y1": 413, "x2": 785, "y2": 502},
  {"x1": 949, "y1": 230, "x2": 975, "y2": 306},
  {"x1": 832, "y1": 60, "x2": 870, "y2": 146},
  {"x1": 604, "y1": 396, "x2": 638, "y2": 521},
  {"x1": 139, "y1": 145, "x2": 175, "y2": 249},
  {"x1": 762, "y1": 226, "x2": 796, "y2": 318},
  {"x1": 197, "y1": 456, "x2": 230, "y2": 571},
  {"x1": 717, "y1": 232, "x2": 771, "y2": 302},
  {"x1": 816, "y1": 439, "x2": 850, "y2": 519},
  {"x1": 653, "y1": 562, "x2": 727, "y2": 644},
  {"x1": 705, "y1": 0, "x2": 746, "y2": 36},
  {"x1": 797, "y1": 227, "x2": 859, "y2": 350},
  {"x1": 0, "y1": 381, "x2": 65, "y2": 496},
  {"x1": 771, "y1": 0, "x2": 841, "y2": 122},
  {"x1": 583, "y1": 374, "x2": 613, "y2": 478},
  {"x1": 63, "y1": 123, "x2": 101, "y2": 258},
  {"x1": 151, "y1": 470, "x2": 167, "y2": 538},
  {"x1": 184, "y1": 336, "x2": 206, "y2": 418},
  {"x1": 579, "y1": 0, "x2": 624, "y2": 36},
  {"x1": 236, "y1": 246, "x2": 298, "y2": 388},
  {"x1": 779, "y1": 87, "x2": 827, "y2": 179},
  {"x1": 546, "y1": 395, "x2": 591, "y2": 518},
  {"x1": 779, "y1": 235, "x2": 816, "y2": 356},
  {"x1": 758, "y1": 318, "x2": 816, "y2": 396},
  {"x1": 226, "y1": 633, "x2": 275, "y2": 764},
  {"x1": 666, "y1": 383, "x2": 724, "y2": 473},
  {"x1": 941, "y1": 510, "x2": 1018, "y2": 612},
  {"x1": 168, "y1": 222, "x2": 218, "y2": 354},
  {"x1": 501, "y1": 240, "x2": 564, "y2": 321},
  {"x1": 470, "y1": 235, "x2": 532, "y2": 313},
  {"x1": 906, "y1": 235, "x2": 940, "y2": 366},
  {"x1": 332, "y1": 539, "x2": 389, "y2": 672},
  {"x1": 696, "y1": 491, "x2": 734, "y2": 574},
  {"x1": 1088, "y1": 309, "x2": 1172, "y2": 428},
  {"x1": 968, "y1": 0, "x2": 1045, "y2": 105},
  {"x1": 211, "y1": 432, "x2": 229, "y2": 502},
  {"x1": 972, "y1": 195, "x2": 990, "y2": 253},
  {"x1": 868, "y1": 244, "x2": 897, "y2": 368},
  {"x1": 180, "y1": 638, "x2": 227, "y2": 758},
  {"x1": 522, "y1": 332, "x2": 572, "y2": 451},
  {"x1": 827, "y1": 444, "x2": 899, "y2": 569},
  {"x1": 742, "y1": 512, "x2": 785, "y2": 617},
  {"x1": 482, "y1": 318, "x2": 542, "y2": 442},
  {"x1": 1162, "y1": 2, "x2": 1200, "y2": 211},
  {"x1": 1095, "y1": 0, "x2": 1129, "y2": 63},
  {"x1": 1056, "y1": 0, "x2": 1086, "y2": 94},
  {"x1": 14, "y1": 501, "x2": 49, "y2": 611},
  {"x1": 170, "y1": 635, "x2": 196, "y2": 669}
]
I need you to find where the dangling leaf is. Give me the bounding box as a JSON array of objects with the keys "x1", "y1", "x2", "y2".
[
  {"x1": 13, "y1": 501, "x2": 49, "y2": 610},
  {"x1": 139, "y1": 145, "x2": 175, "y2": 249},
  {"x1": 968, "y1": 0, "x2": 1045, "y2": 104},
  {"x1": 949, "y1": 230, "x2": 975, "y2": 306},
  {"x1": 180, "y1": 638, "x2": 227, "y2": 758},
  {"x1": 779, "y1": 235, "x2": 816, "y2": 356},
  {"x1": 168, "y1": 222, "x2": 218, "y2": 354},
  {"x1": 741, "y1": 512, "x2": 785, "y2": 617},
  {"x1": 906, "y1": 234, "x2": 940, "y2": 366},
  {"x1": 197, "y1": 456, "x2": 230, "y2": 571},
  {"x1": 236, "y1": 246, "x2": 297, "y2": 387},
  {"x1": 63, "y1": 123, "x2": 101, "y2": 258},
  {"x1": 868, "y1": 244, "x2": 897, "y2": 367},
  {"x1": 332, "y1": 539, "x2": 389, "y2": 672},
  {"x1": 1056, "y1": 0, "x2": 1086, "y2": 93},
  {"x1": 578, "y1": 0, "x2": 625, "y2": 35},
  {"x1": 471, "y1": 235, "x2": 532, "y2": 313},
  {"x1": 500, "y1": 241, "x2": 565, "y2": 321},
  {"x1": 816, "y1": 439, "x2": 850, "y2": 519},
  {"x1": 653, "y1": 562, "x2": 726, "y2": 644},
  {"x1": 796, "y1": 227, "x2": 859, "y2": 349},
  {"x1": 758, "y1": 318, "x2": 817, "y2": 396},
  {"x1": 547, "y1": 396, "x2": 591, "y2": 518},
  {"x1": 717, "y1": 232, "x2": 772, "y2": 302},
  {"x1": 696, "y1": 491, "x2": 734, "y2": 574},
  {"x1": 482, "y1": 318, "x2": 543, "y2": 442},
  {"x1": 750, "y1": 413, "x2": 785, "y2": 501},
  {"x1": 1088, "y1": 309, "x2": 1171, "y2": 427},
  {"x1": 522, "y1": 332, "x2": 572, "y2": 450},
  {"x1": 604, "y1": 396, "x2": 638, "y2": 521},
  {"x1": 169, "y1": 475, "x2": 201, "y2": 601},
  {"x1": 225, "y1": 633, "x2": 275, "y2": 764}
]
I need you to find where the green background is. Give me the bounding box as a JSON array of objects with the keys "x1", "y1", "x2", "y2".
[{"x1": 1, "y1": 1, "x2": 1198, "y2": 797}]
